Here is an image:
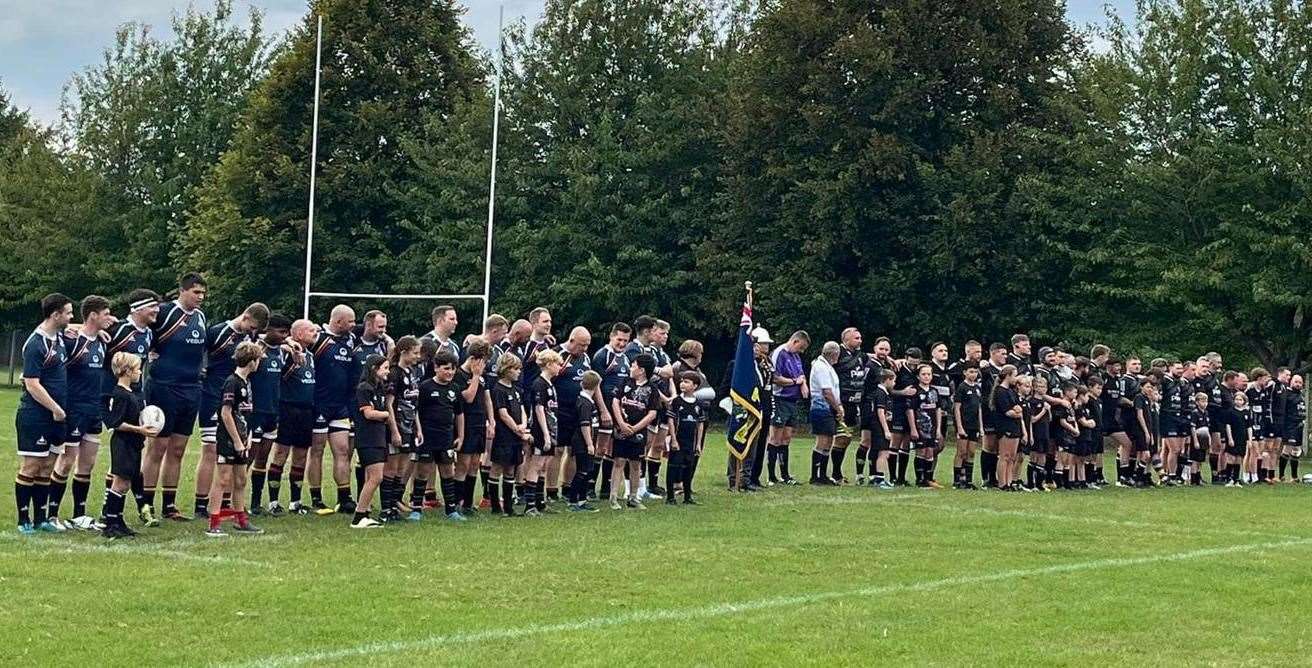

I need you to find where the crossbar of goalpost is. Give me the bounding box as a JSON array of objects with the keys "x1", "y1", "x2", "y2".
[{"x1": 301, "y1": 8, "x2": 504, "y2": 325}]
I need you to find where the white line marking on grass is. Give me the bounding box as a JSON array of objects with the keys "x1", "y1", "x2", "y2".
[
  {"x1": 884, "y1": 498, "x2": 1306, "y2": 542},
  {"x1": 0, "y1": 532, "x2": 268, "y2": 567},
  {"x1": 760, "y1": 492, "x2": 924, "y2": 508},
  {"x1": 227, "y1": 537, "x2": 1312, "y2": 668}
]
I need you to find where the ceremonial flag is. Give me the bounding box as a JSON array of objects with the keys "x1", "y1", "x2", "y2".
[{"x1": 726, "y1": 299, "x2": 762, "y2": 461}]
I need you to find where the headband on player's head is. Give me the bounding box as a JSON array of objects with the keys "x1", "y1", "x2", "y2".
[{"x1": 130, "y1": 297, "x2": 159, "y2": 312}]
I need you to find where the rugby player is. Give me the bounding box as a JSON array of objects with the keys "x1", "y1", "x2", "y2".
[
  {"x1": 49, "y1": 295, "x2": 112, "y2": 530},
  {"x1": 14, "y1": 294, "x2": 73, "y2": 533},
  {"x1": 247, "y1": 313, "x2": 292, "y2": 513},
  {"x1": 832, "y1": 328, "x2": 869, "y2": 483},
  {"x1": 309, "y1": 305, "x2": 359, "y2": 515},
  {"x1": 265, "y1": 319, "x2": 319, "y2": 515},
  {"x1": 195, "y1": 302, "x2": 268, "y2": 518},
  {"x1": 142, "y1": 274, "x2": 208, "y2": 522}
]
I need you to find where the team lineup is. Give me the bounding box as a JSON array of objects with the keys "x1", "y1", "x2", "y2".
[{"x1": 10, "y1": 274, "x2": 1310, "y2": 538}]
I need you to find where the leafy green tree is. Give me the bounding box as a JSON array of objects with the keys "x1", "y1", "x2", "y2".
[
  {"x1": 707, "y1": 0, "x2": 1077, "y2": 350},
  {"x1": 60, "y1": 0, "x2": 275, "y2": 292},
  {"x1": 185, "y1": 0, "x2": 484, "y2": 323},
  {"x1": 1025, "y1": 0, "x2": 1312, "y2": 371}
]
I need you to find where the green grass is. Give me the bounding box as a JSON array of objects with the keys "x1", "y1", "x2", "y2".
[{"x1": 3, "y1": 385, "x2": 1312, "y2": 666}]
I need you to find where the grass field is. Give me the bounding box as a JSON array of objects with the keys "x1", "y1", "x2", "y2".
[{"x1": 3, "y1": 386, "x2": 1312, "y2": 666}]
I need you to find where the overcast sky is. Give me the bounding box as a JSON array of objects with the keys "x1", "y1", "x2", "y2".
[{"x1": 0, "y1": 0, "x2": 1133, "y2": 127}]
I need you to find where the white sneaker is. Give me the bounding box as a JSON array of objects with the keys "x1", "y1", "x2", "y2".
[
  {"x1": 47, "y1": 518, "x2": 70, "y2": 532},
  {"x1": 351, "y1": 516, "x2": 382, "y2": 529},
  {"x1": 70, "y1": 515, "x2": 102, "y2": 531}
]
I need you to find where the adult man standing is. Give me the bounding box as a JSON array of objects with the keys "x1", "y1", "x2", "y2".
[
  {"x1": 49, "y1": 296, "x2": 112, "y2": 530},
  {"x1": 833, "y1": 328, "x2": 870, "y2": 483},
  {"x1": 265, "y1": 319, "x2": 319, "y2": 514},
  {"x1": 143, "y1": 274, "x2": 208, "y2": 521},
  {"x1": 767, "y1": 331, "x2": 810, "y2": 485},
  {"x1": 553, "y1": 326, "x2": 599, "y2": 501},
  {"x1": 719, "y1": 326, "x2": 775, "y2": 490},
  {"x1": 195, "y1": 302, "x2": 268, "y2": 518},
  {"x1": 1007, "y1": 334, "x2": 1033, "y2": 376},
  {"x1": 808, "y1": 342, "x2": 844, "y2": 485},
  {"x1": 592, "y1": 323, "x2": 631, "y2": 498},
  {"x1": 422, "y1": 306, "x2": 461, "y2": 373},
  {"x1": 100, "y1": 289, "x2": 158, "y2": 523},
  {"x1": 14, "y1": 294, "x2": 73, "y2": 533},
  {"x1": 309, "y1": 305, "x2": 358, "y2": 514}
]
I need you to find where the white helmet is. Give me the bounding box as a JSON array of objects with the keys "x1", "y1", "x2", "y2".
[{"x1": 751, "y1": 327, "x2": 774, "y2": 345}]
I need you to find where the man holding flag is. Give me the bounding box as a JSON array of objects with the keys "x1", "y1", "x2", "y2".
[{"x1": 723, "y1": 283, "x2": 766, "y2": 491}]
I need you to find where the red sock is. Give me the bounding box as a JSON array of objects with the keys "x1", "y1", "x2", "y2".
[
  {"x1": 209, "y1": 511, "x2": 222, "y2": 530},
  {"x1": 236, "y1": 510, "x2": 249, "y2": 526}
]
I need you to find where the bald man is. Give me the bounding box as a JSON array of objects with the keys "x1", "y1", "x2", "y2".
[
  {"x1": 308, "y1": 306, "x2": 358, "y2": 514},
  {"x1": 265, "y1": 319, "x2": 320, "y2": 514},
  {"x1": 551, "y1": 326, "x2": 602, "y2": 501}
]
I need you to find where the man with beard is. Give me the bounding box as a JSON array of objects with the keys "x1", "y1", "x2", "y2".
[{"x1": 832, "y1": 328, "x2": 870, "y2": 483}]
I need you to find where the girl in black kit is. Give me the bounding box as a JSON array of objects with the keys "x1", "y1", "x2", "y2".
[
  {"x1": 1028, "y1": 375, "x2": 1051, "y2": 491},
  {"x1": 385, "y1": 336, "x2": 421, "y2": 522},
  {"x1": 491, "y1": 354, "x2": 530, "y2": 516},
  {"x1": 989, "y1": 365, "x2": 1022, "y2": 492},
  {"x1": 1189, "y1": 393, "x2": 1211, "y2": 485},
  {"x1": 352, "y1": 354, "x2": 390, "y2": 528},
  {"x1": 908, "y1": 365, "x2": 942, "y2": 489}
]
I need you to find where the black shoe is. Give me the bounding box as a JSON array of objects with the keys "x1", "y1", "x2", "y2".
[
  {"x1": 665, "y1": 498, "x2": 678, "y2": 506},
  {"x1": 683, "y1": 498, "x2": 699, "y2": 505},
  {"x1": 337, "y1": 500, "x2": 357, "y2": 514},
  {"x1": 310, "y1": 500, "x2": 330, "y2": 512},
  {"x1": 648, "y1": 485, "x2": 666, "y2": 496},
  {"x1": 248, "y1": 506, "x2": 265, "y2": 516}
]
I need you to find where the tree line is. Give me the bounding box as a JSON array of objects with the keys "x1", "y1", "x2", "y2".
[{"x1": 2, "y1": 0, "x2": 1309, "y2": 377}]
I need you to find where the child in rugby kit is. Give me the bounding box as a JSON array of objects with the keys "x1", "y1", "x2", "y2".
[
  {"x1": 666, "y1": 371, "x2": 707, "y2": 504},
  {"x1": 1073, "y1": 387, "x2": 1097, "y2": 489},
  {"x1": 491, "y1": 354, "x2": 530, "y2": 517},
  {"x1": 952, "y1": 366, "x2": 983, "y2": 489},
  {"x1": 525, "y1": 349, "x2": 563, "y2": 516},
  {"x1": 868, "y1": 370, "x2": 896, "y2": 489},
  {"x1": 351, "y1": 354, "x2": 390, "y2": 528},
  {"x1": 1027, "y1": 375, "x2": 1051, "y2": 491},
  {"x1": 1084, "y1": 377, "x2": 1107, "y2": 485},
  {"x1": 417, "y1": 350, "x2": 465, "y2": 521},
  {"x1": 1189, "y1": 393, "x2": 1211, "y2": 485},
  {"x1": 453, "y1": 339, "x2": 492, "y2": 514},
  {"x1": 100, "y1": 353, "x2": 156, "y2": 538},
  {"x1": 1052, "y1": 383, "x2": 1079, "y2": 488},
  {"x1": 567, "y1": 371, "x2": 602, "y2": 512},
  {"x1": 610, "y1": 354, "x2": 662, "y2": 510},
  {"x1": 206, "y1": 341, "x2": 263, "y2": 536},
  {"x1": 1225, "y1": 382, "x2": 1251, "y2": 487},
  {"x1": 384, "y1": 337, "x2": 422, "y2": 521},
  {"x1": 908, "y1": 365, "x2": 942, "y2": 489}
]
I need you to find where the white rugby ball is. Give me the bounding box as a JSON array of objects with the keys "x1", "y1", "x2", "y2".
[
  {"x1": 694, "y1": 387, "x2": 717, "y2": 405},
  {"x1": 140, "y1": 405, "x2": 166, "y2": 432},
  {"x1": 1302, "y1": 473, "x2": 1312, "y2": 485}
]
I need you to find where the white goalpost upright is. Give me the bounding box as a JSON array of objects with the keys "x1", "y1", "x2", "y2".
[{"x1": 301, "y1": 6, "x2": 505, "y2": 323}]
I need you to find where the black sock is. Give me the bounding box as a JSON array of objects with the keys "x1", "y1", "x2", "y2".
[
  {"x1": 898, "y1": 451, "x2": 911, "y2": 484},
  {"x1": 684, "y1": 458, "x2": 696, "y2": 500},
  {"x1": 1208, "y1": 454, "x2": 1220, "y2": 476},
  {"x1": 479, "y1": 467, "x2": 492, "y2": 500},
  {"x1": 779, "y1": 446, "x2": 793, "y2": 480},
  {"x1": 131, "y1": 473, "x2": 146, "y2": 511},
  {"x1": 103, "y1": 488, "x2": 125, "y2": 523},
  {"x1": 440, "y1": 477, "x2": 456, "y2": 515},
  {"x1": 831, "y1": 448, "x2": 846, "y2": 480},
  {"x1": 309, "y1": 486, "x2": 323, "y2": 506},
  {"x1": 600, "y1": 458, "x2": 614, "y2": 497},
  {"x1": 501, "y1": 478, "x2": 515, "y2": 514},
  {"x1": 666, "y1": 464, "x2": 679, "y2": 501},
  {"x1": 288, "y1": 466, "x2": 304, "y2": 503},
  {"x1": 535, "y1": 479, "x2": 546, "y2": 511},
  {"x1": 486, "y1": 475, "x2": 502, "y2": 512},
  {"x1": 162, "y1": 487, "x2": 177, "y2": 511},
  {"x1": 354, "y1": 464, "x2": 365, "y2": 495},
  {"x1": 952, "y1": 465, "x2": 962, "y2": 484},
  {"x1": 31, "y1": 477, "x2": 50, "y2": 525},
  {"x1": 1293, "y1": 459, "x2": 1301, "y2": 479},
  {"x1": 523, "y1": 480, "x2": 536, "y2": 510},
  {"x1": 194, "y1": 494, "x2": 209, "y2": 515},
  {"x1": 424, "y1": 482, "x2": 438, "y2": 506},
  {"x1": 809, "y1": 450, "x2": 824, "y2": 480},
  {"x1": 250, "y1": 468, "x2": 267, "y2": 508},
  {"x1": 267, "y1": 464, "x2": 283, "y2": 505},
  {"x1": 766, "y1": 445, "x2": 779, "y2": 480},
  {"x1": 71, "y1": 474, "x2": 91, "y2": 518},
  {"x1": 647, "y1": 460, "x2": 661, "y2": 490},
  {"x1": 980, "y1": 451, "x2": 996, "y2": 485},
  {"x1": 411, "y1": 478, "x2": 428, "y2": 509},
  {"x1": 15, "y1": 475, "x2": 33, "y2": 526},
  {"x1": 856, "y1": 446, "x2": 869, "y2": 476},
  {"x1": 47, "y1": 472, "x2": 68, "y2": 518},
  {"x1": 463, "y1": 476, "x2": 477, "y2": 509},
  {"x1": 1228, "y1": 463, "x2": 1240, "y2": 480}
]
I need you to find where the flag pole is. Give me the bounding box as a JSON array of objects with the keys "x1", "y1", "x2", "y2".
[
  {"x1": 301, "y1": 14, "x2": 324, "y2": 319},
  {"x1": 734, "y1": 280, "x2": 753, "y2": 492},
  {"x1": 480, "y1": 3, "x2": 504, "y2": 326}
]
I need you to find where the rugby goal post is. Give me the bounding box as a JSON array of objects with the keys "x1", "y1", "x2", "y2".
[{"x1": 300, "y1": 7, "x2": 505, "y2": 323}]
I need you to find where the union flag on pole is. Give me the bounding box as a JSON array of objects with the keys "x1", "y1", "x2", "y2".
[{"x1": 725, "y1": 301, "x2": 761, "y2": 461}]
